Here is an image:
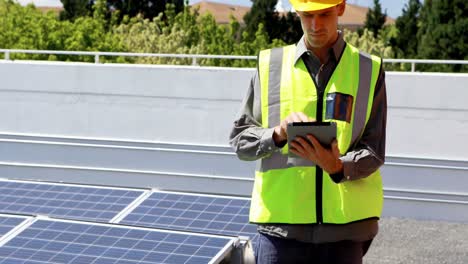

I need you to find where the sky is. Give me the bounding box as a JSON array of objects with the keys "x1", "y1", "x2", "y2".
[{"x1": 18, "y1": 0, "x2": 408, "y2": 19}]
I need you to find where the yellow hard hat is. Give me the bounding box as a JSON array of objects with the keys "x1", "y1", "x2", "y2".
[{"x1": 290, "y1": 0, "x2": 344, "y2": 12}]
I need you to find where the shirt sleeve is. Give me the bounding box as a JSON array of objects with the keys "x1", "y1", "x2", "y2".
[
  {"x1": 229, "y1": 71, "x2": 281, "y2": 161},
  {"x1": 335, "y1": 68, "x2": 387, "y2": 182}
]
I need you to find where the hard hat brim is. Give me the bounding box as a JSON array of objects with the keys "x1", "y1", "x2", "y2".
[{"x1": 290, "y1": 0, "x2": 343, "y2": 12}]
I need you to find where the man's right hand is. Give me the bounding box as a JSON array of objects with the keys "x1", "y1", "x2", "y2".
[{"x1": 273, "y1": 112, "x2": 314, "y2": 146}]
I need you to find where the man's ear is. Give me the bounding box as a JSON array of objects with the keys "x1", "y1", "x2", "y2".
[{"x1": 337, "y1": 1, "x2": 346, "y2": 16}]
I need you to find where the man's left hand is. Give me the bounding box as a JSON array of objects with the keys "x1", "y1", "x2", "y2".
[{"x1": 290, "y1": 135, "x2": 343, "y2": 174}]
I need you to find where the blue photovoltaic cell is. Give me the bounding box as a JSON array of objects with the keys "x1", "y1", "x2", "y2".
[
  {"x1": 120, "y1": 192, "x2": 258, "y2": 243},
  {"x1": 0, "y1": 220, "x2": 234, "y2": 264},
  {"x1": 0, "y1": 216, "x2": 26, "y2": 238},
  {"x1": 0, "y1": 180, "x2": 144, "y2": 222}
]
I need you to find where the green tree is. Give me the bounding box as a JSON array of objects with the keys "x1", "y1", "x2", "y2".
[
  {"x1": 59, "y1": 0, "x2": 92, "y2": 21},
  {"x1": 0, "y1": 0, "x2": 391, "y2": 68},
  {"x1": 417, "y1": 0, "x2": 468, "y2": 72},
  {"x1": 364, "y1": 0, "x2": 387, "y2": 37},
  {"x1": 0, "y1": 1, "x2": 61, "y2": 56},
  {"x1": 391, "y1": 0, "x2": 421, "y2": 58},
  {"x1": 243, "y1": 0, "x2": 276, "y2": 41},
  {"x1": 0, "y1": 0, "x2": 124, "y2": 62},
  {"x1": 243, "y1": 0, "x2": 301, "y2": 44},
  {"x1": 107, "y1": 0, "x2": 185, "y2": 23},
  {"x1": 113, "y1": 3, "x2": 285, "y2": 67},
  {"x1": 344, "y1": 28, "x2": 393, "y2": 59},
  {"x1": 276, "y1": 12, "x2": 302, "y2": 44}
]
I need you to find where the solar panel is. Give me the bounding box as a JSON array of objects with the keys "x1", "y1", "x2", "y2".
[
  {"x1": 119, "y1": 191, "x2": 258, "y2": 243},
  {"x1": 0, "y1": 180, "x2": 144, "y2": 222},
  {"x1": 0, "y1": 215, "x2": 28, "y2": 238},
  {"x1": 0, "y1": 219, "x2": 236, "y2": 264}
]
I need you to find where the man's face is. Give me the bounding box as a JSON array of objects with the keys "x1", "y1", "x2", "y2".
[{"x1": 297, "y1": 3, "x2": 345, "y2": 50}]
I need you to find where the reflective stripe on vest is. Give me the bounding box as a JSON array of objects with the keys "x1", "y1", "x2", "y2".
[{"x1": 251, "y1": 43, "x2": 383, "y2": 224}]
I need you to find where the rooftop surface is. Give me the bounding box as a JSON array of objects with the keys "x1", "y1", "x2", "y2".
[{"x1": 365, "y1": 218, "x2": 468, "y2": 264}]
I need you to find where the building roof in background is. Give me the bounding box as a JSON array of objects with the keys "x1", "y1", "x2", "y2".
[
  {"x1": 37, "y1": 6, "x2": 62, "y2": 14},
  {"x1": 192, "y1": 0, "x2": 395, "y2": 27},
  {"x1": 190, "y1": 1, "x2": 250, "y2": 25},
  {"x1": 37, "y1": 1, "x2": 395, "y2": 27},
  {"x1": 340, "y1": 3, "x2": 395, "y2": 26}
]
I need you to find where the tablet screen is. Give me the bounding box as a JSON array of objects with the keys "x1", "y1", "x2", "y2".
[{"x1": 286, "y1": 122, "x2": 337, "y2": 158}]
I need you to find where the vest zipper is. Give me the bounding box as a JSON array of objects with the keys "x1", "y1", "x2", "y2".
[
  {"x1": 302, "y1": 55, "x2": 327, "y2": 224},
  {"x1": 315, "y1": 64, "x2": 325, "y2": 224}
]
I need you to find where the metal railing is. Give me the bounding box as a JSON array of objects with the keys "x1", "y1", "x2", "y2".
[
  {"x1": 383, "y1": 58, "x2": 468, "y2": 72},
  {"x1": 2, "y1": 49, "x2": 468, "y2": 72}
]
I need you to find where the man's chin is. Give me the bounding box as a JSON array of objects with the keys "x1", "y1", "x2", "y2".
[{"x1": 306, "y1": 39, "x2": 328, "y2": 49}]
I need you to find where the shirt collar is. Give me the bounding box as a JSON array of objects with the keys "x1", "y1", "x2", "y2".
[{"x1": 294, "y1": 31, "x2": 346, "y2": 65}]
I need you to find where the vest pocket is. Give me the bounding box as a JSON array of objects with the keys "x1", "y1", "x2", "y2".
[{"x1": 325, "y1": 92, "x2": 353, "y2": 123}]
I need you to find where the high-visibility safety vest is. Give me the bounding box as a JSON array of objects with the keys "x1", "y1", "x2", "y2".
[{"x1": 251, "y1": 42, "x2": 383, "y2": 224}]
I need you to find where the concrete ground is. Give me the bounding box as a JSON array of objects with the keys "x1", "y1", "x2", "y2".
[{"x1": 364, "y1": 218, "x2": 468, "y2": 264}]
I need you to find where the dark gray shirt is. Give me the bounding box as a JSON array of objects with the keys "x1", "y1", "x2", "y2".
[{"x1": 229, "y1": 32, "x2": 387, "y2": 243}]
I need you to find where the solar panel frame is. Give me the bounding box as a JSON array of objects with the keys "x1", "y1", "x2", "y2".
[
  {"x1": 0, "y1": 217, "x2": 238, "y2": 264},
  {"x1": 118, "y1": 190, "x2": 259, "y2": 244},
  {"x1": 0, "y1": 179, "x2": 146, "y2": 223},
  {"x1": 0, "y1": 214, "x2": 30, "y2": 241}
]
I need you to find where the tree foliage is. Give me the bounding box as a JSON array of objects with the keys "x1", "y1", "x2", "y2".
[
  {"x1": 364, "y1": 0, "x2": 387, "y2": 37},
  {"x1": 59, "y1": 0, "x2": 185, "y2": 24},
  {"x1": 243, "y1": 0, "x2": 276, "y2": 41},
  {"x1": 275, "y1": 12, "x2": 302, "y2": 44},
  {"x1": 391, "y1": 0, "x2": 421, "y2": 58},
  {"x1": 344, "y1": 29, "x2": 393, "y2": 59},
  {"x1": 115, "y1": 4, "x2": 283, "y2": 67},
  {"x1": 243, "y1": 0, "x2": 301, "y2": 44},
  {"x1": 1, "y1": 0, "x2": 465, "y2": 72},
  {"x1": 0, "y1": 0, "x2": 123, "y2": 62},
  {"x1": 107, "y1": 0, "x2": 185, "y2": 23},
  {"x1": 417, "y1": 0, "x2": 467, "y2": 72},
  {"x1": 59, "y1": 0, "x2": 92, "y2": 21},
  {"x1": 0, "y1": 0, "x2": 284, "y2": 66}
]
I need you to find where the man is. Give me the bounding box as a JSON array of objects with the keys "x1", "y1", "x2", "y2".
[{"x1": 229, "y1": 0, "x2": 387, "y2": 263}]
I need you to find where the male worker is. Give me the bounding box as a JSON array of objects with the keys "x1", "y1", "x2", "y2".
[{"x1": 229, "y1": 0, "x2": 387, "y2": 263}]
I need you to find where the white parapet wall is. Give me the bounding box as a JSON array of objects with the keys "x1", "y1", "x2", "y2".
[
  {"x1": 1, "y1": 60, "x2": 468, "y2": 159},
  {"x1": 385, "y1": 72, "x2": 468, "y2": 161},
  {"x1": 0, "y1": 60, "x2": 251, "y2": 146},
  {"x1": 1, "y1": 60, "x2": 468, "y2": 222}
]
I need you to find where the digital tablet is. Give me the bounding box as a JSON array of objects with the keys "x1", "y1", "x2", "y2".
[{"x1": 286, "y1": 122, "x2": 337, "y2": 158}]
